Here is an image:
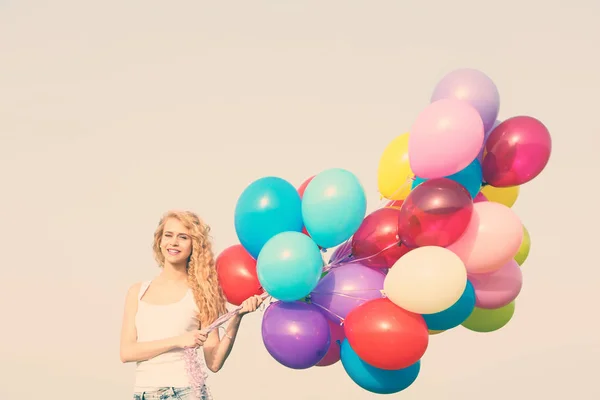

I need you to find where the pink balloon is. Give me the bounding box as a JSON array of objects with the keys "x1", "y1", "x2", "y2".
[
  {"x1": 447, "y1": 202, "x2": 523, "y2": 274},
  {"x1": 469, "y1": 260, "x2": 523, "y2": 309},
  {"x1": 315, "y1": 320, "x2": 345, "y2": 367},
  {"x1": 409, "y1": 99, "x2": 484, "y2": 179},
  {"x1": 474, "y1": 192, "x2": 488, "y2": 203}
]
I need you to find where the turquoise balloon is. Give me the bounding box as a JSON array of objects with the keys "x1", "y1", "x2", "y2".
[
  {"x1": 234, "y1": 176, "x2": 303, "y2": 259},
  {"x1": 422, "y1": 280, "x2": 475, "y2": 330},
  {"x1": 412, "y1": 158, "x2": 482, "y2": 199},
  {"x1": 302, "y1": 168, "x2": 367, "y2": 248},
  {"x1": 340, "y1": 339, "x2": 421, "y2": 394},
  {"x1": 256, "y1": 231, "x2": 323, "y2": 302}
]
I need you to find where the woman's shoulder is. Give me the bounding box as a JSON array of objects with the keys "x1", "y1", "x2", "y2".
[{"x1": 125, "y1": 281, "x2": 150, "y2": 298}]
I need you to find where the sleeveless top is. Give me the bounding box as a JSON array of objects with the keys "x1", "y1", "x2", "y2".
[{"x1": 133, "y1": 280, "x2": 209, "y2": 392}]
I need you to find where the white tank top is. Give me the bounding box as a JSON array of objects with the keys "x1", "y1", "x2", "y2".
[{"x1": 133, "y1": 280, "x2": 208, "y2": 392}]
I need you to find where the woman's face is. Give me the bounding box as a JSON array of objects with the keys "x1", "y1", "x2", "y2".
[{"x1": 160, "y1": 218, "x2": 193, "y2": 265}]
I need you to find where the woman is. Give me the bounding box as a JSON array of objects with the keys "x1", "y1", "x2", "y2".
[{"x1": 120, "y1": 210, "x2": 263, "y2": 400}]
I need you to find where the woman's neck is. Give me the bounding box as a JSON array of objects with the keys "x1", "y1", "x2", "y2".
[{"x1": 159, "y1": 262, "x2": 188, "y2": 281}]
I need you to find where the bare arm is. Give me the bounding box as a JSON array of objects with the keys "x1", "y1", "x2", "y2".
[
  {"x1": 119, "y1": 283, "x2": 181, "y2": 363},
  {"x1": 202, "y1": 295, "x2": 262, "y2": 372},
  {"x1": 202, "y1": 314, "x2": 243, "y2": 373}
]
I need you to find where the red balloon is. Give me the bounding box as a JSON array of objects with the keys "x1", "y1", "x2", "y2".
[
  {"x1": 298, "y1": 175, "x2": 323, "y2": 249},
  {"x1": 482, "y1": 116, "x2": 552, "y2": 187},
  {"x1": 351, "y1": 208, "x2": 411, "y2": 268},
  {"x1": 216, "y1": 245, "x2": 263, "y2": 306},
  {"x1": 316, "y1": 320, "x2": 345, "y2": 367},
  {"x1": 385, "y1": 199, "x2": 404, "y2": 210},
  {"x1": 398, "y1": 178, "x2": 473, "y2": 248},
  {"x1": 298, "y1": 175, "x2": 315, "y2": 198},
  {"x1": 344, "y1": 298, "x2": 428, "y2": 370}
]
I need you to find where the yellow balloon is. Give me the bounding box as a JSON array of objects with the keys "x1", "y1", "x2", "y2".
[
  {"x1": 481, "y1": 185, "x2": 520, "y2": 207},
  {"x1": 514, "y1": 226, "x2": 530, "y2": 266},
  {"x1": 377, "y1": 133, "x2": 413, "y2": 200},
  {"x1": 428, "y1": 329, "x2": 445, "y2": 335}
]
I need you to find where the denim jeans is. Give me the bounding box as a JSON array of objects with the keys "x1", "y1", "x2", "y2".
[{"x1": 132, "y1": 386, "x2": 212, "y2": 400}]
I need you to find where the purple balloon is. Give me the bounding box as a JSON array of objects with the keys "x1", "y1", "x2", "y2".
[
  {"x1": 261, "y1": 301, "x2": 331, "y2": 369},
  {"x1": 310, "y1": 262, "x2": 386, "y2": 322},
  {"x1": 431, "y1": 68, "x2": 500, "y2": 133},
  {"x1": 329, "y1": 240, "x2": 352, "y2": 264}
]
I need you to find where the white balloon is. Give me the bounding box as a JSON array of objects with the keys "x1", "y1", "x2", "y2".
[{"x1": 384, "y1": 246, "x2": 467, "y2": 314}]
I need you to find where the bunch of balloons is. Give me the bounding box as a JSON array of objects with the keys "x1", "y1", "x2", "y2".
[{"x1": 214, "y1": 68, "x2": 550, "y2": 395}]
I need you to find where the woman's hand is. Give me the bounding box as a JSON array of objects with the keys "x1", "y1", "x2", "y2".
[
  {"x1": 177, "y1": 330, "x2": 208, "y2": 348},
  {"x1": 238, "y1": 295, "x2": 263, "y2": 316}
]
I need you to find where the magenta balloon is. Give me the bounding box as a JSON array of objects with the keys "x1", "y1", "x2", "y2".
[
  {"x1": 261, "y1": 301, "x2": 331, "y2": 369},
  {"x1": 310, "y1": 263, "x2": 386, "y2": 322},
  {"x1": 431, "y1": 68, "x2": 500, "y2": 133},
  {"x1": 482, "y1": 116, "x2": 552, "y2": 187},
  {"x1": 398, "y1": 178, "x2": 474, "y2": 248},
  {"x1": 474, "y1": 192, "x2": 488, "y2": 203}
]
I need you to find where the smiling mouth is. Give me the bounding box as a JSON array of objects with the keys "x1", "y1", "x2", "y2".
[{"x1": 167, "y1": 249, "x2": 181, "y2": 255}]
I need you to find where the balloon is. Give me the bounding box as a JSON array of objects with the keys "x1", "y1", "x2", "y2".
[
  {"x1": 431, "y1": 68, "x2": 500, "y2": 133},
  {"x1": 422, "y1": 280, "x2": 476, "y2": 331},
  {"x1": 256, "y1": 231, "x2": 323, "y2": 301},
  {"x1": 428, "y1": 330, "x2": 445, "y2": 335},
  {"x1": 310, "y1": 263, "x2": 386, "y2": 321},
  {"x1": 469, "y1": 260, "x2": 523, "y2": 309},
  {"x1": 351, "y1": 208, "x2": 411, "y2": 269},
  {"x1": 344, "y1": 298, "x2": 429, "y2": 370},
  {"x1": 481, "y1": 184, "x2": 520, "y2": 208},
  {"x1": 384, "y1": 246, "x2": 467, "y2": 314},
  {"x1": 297, "y1": 176, "x2": 324, "y2": 249},
  {"x1": 215, "y1": 245, "x2": 263, "y2": 306},
  {"x1": 412, "y1": 158, "x2": 483, "y2": 199},
  {"x1": 482, "y1": 116, "x2": 552, "y2": 187},
  {"x1": 316, "y1": 320, "x2": 345, "y2": 367},
  {"x1": 398, "y1": 178, "x2": 473, "y2": 248},
  {"x1": 377, "y1": 133, "x2": 414, "y2": 200},
  {"x1": 474, "y1": 192, "x2": 488, "y2": 203},
  {"x1": 409, "y1": 99, "x2": 484, "y2": 179},
  {"x1": 297, "y1": 175, "x2": 315, "y2": 197},
  {"x1": 461, "y1": 302, "x2": 515, "y2": 333},
  {"x1": 477, "y1": 119, "x2": 502, "y2": 162},
  {"x1": 340, "y1": 339, "x2": 421, "y2": 394},
  {"x1": 302, "y1": 168, "x2": 367, "y2": 248},
  {"x1": 329, "y1": 240, "x2": 352, "y2": 264},
  {"x1": 447, "y1": 202, "x2": 523, "y2": 274},
  {"x1": 385, "y1": 199, "x2": 404, "y2": 209},
  {"x1": 514, "y1": 226, "x2": 531, "y2": 266},
  {"x1": 261, "y1": 301, "x2": 331, "y2": 369},
  {"x1": 234, "y1": 176, "x2": 303, "y2": 258}
]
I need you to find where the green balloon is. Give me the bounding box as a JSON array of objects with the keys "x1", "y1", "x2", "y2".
[
  {"x1": 514, "y1": 226, "x2": 530, "y2": 266},
  {"x1": 461, "y1": 302, "x2": 515, "y2": 333}
]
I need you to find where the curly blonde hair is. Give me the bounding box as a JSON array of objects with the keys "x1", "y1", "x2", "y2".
[{"x1": 152, "y1": 210, "x2": 227, "y2": 326}]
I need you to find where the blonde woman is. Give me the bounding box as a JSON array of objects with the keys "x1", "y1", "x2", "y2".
[{"x1": 120, "y1": 210, "x2": 263, "y2": 400}]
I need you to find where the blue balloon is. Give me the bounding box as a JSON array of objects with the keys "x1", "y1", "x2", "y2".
[
  {"x1": 412, "y1": 158, "x2": 482, "y2": 199},
  {"x1": 340, "y1": 339, "x2": 420, "y2": 394},
  {"x1": 422, "y1": 280, "x2": 476, "y2": 331},
  {"x1": 234, "y1": 177, "x2": 303, "y2": 258},
  {"x1": 256, "y1": 231, "x2": 323, "y2": 302},
  {"x1": 302, "y1": 168, "x2": 367, "y2": 248}
]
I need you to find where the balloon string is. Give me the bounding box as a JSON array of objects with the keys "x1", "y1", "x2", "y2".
[
  {"x1": 311, "y1": 292, "x2": 376, "y2": 301},
  {"x1": 310, "y1": 301, "x2": 345, "y2": 324},
  {"x1": 324, "y1": 240, "x2": 403, "y2": 272},
  {"x1": 204, "y1": 292, "x2": 271, "y2": 333}
]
